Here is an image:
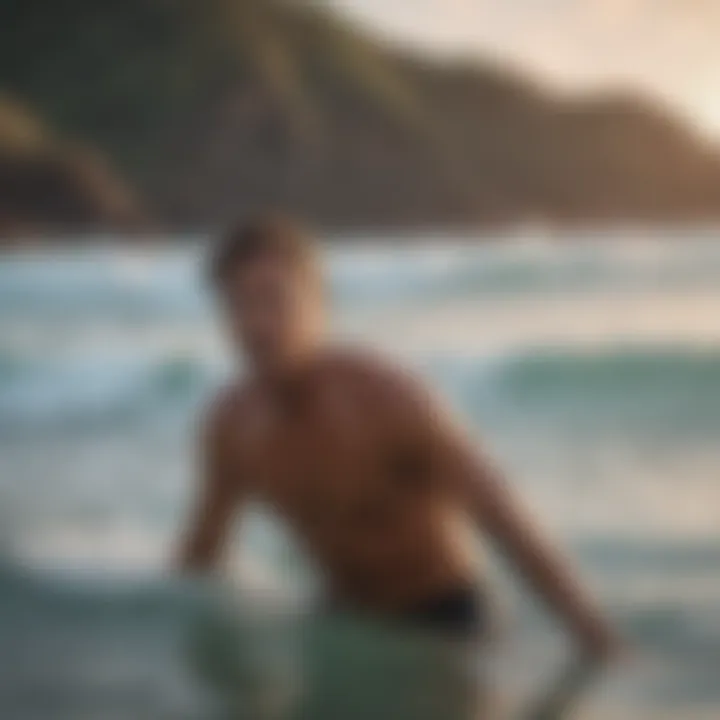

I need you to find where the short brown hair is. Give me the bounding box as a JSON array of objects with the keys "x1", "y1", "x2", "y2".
[{"x1": 208, "y1": 215, "x2": 320, "y2": 290}]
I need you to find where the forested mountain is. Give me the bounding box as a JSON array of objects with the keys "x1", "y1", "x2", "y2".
[{"x1": 2, "y1": 0, "x2": 720, "y2": 235}]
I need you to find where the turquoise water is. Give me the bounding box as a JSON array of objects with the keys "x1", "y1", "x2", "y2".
[{"x1": 1, "y1": 232, "x2": 720, "y2": 718}]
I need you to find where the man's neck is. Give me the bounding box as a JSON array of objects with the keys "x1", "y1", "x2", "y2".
[{"x1": 254, "y1": 346, "x2": 326, "y2": 415}]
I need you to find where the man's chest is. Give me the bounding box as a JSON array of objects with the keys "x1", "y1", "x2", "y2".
[{"x1": 242, "y1": 405, "x2": 388, "y2": 516}]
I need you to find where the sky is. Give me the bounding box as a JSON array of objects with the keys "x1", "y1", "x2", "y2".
[{"x1": 329, "y1": 0, "x2": 720, "y2": 137}]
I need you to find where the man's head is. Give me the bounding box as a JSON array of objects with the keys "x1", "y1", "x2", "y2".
[{"x1": 208, "y1": 216, "x2": 325, "y2": 376}]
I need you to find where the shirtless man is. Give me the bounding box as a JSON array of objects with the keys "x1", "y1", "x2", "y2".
[{"x1": 178, "y1": 217, "x2": 617, "y2": 656}]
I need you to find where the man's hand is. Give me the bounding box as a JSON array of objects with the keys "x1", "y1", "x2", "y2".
[{"x1": 577, "y1": 621, "x2": 623, "y2": 668}]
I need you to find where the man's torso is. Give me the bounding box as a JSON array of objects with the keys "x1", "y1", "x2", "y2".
[{"x1": 227, "y1": 352, "x2": 478, "y2": 613}]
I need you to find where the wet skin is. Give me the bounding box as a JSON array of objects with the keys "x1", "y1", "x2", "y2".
[
  {"x1": 180, "y1": 347, "x2": 617, "y2": 659},
  {"x1": 185, "y1": 351, "x2": 476, "y2": 611}
]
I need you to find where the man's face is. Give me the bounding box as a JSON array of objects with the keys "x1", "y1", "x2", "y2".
[{"x1": 220, "y1": 255, "x2": 321, "y2": 373}]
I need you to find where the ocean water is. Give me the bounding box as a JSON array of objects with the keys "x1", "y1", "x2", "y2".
[{"x1": 1, "y1": 230, "x2": 720, "y2": 719}]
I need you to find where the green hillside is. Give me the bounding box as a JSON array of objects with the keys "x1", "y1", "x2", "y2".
[
  {"x1": 0, "y1": 94, "x2": 141, "y2": 236},
  {"x1": 2, "y1": 0, "x2": 720, "y2": 233}
]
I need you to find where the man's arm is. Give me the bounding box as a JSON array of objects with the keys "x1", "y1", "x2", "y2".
[
  {"x1": 454, "y1": 437, "x2": 616, "y2": 660},
  {"x1": 177, "y1": 392, "x2": 244, "y2": 573},
  {"x1": 384, "y1": 365, "x2": 617, "y2": 660}
]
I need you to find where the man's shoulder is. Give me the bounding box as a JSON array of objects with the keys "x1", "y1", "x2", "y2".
[{"x1": 322, "y1": 345, "x2": 427, "y2": 406}]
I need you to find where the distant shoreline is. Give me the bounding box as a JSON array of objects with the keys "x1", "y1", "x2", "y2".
[{"x1": 3, "y1": 220, "x2": 720, "y2": 251}]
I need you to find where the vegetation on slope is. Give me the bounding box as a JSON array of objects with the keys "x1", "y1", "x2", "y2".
[
  {"x1": 1, "y1": 0, "x2": 720, "y2": 232},
  {"x1": 0, "y1": 95, "x2": 142, "y2": 236}
]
